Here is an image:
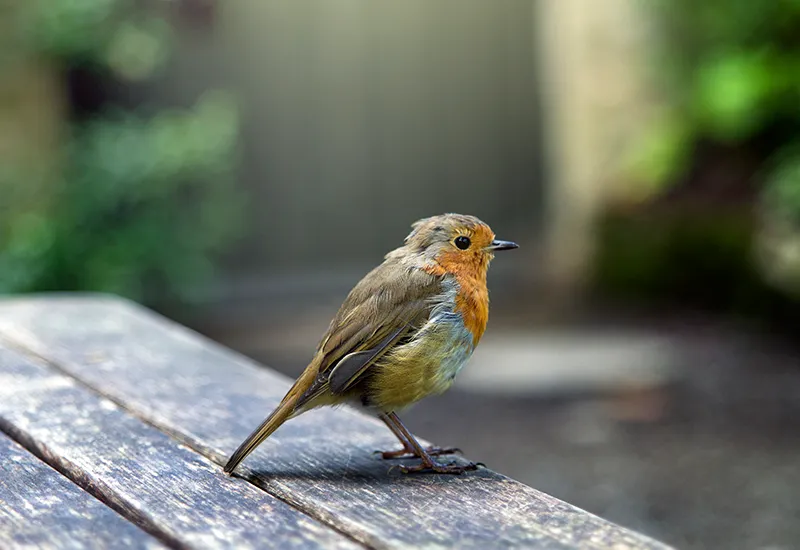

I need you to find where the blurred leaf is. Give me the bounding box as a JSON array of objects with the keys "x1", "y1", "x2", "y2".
[
  {"x1": 693, "y1": 51, "x2": 779, "y2": 142},
  {"x1": 763, "y1": 144, "x2": 800, "y2": 222},
  {"x1": 623, "y1": 112, "x2": 693, "y2": 194},
  {"x1": 104, "y1": 18, "x2": 171, "y2": 81},
  {"x1": 22, "y1": 0, "x2": 120, "y2": 61}
]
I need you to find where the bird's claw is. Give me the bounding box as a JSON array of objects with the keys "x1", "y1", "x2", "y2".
[
  {"x1": 376, "y1": 446, "x2": 462, "y2": 460},
  {"x1": 398, "y1": 460, "x2": 481, "y2": 475}
]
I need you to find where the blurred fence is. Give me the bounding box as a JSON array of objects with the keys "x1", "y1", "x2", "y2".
[{"x1": 212, "y1": 1, "x2": 545, "y2": 288}]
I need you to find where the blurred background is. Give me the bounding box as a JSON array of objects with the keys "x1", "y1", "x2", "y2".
[{"x1": 3, "y1": 0, "x2": 800, "y2": 547}]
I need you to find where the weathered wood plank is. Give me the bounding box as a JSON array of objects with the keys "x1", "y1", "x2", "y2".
[
  {"x1": 0, "y1": 296, "x2": 672, "y2": 549},
  {"x1": 0, "y1": 432, "x2": 165, "y2": 550},
  {"x1": 0, "y1": 345, "x2": 361, "y2": 550}
]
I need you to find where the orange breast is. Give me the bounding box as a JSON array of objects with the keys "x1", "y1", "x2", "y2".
[
  {"x1": 454, "y1": 274, "x2": 489, "y2": 346},
  {"x1": 426, "y1": 251, "x2": 490, "y2": 346}
]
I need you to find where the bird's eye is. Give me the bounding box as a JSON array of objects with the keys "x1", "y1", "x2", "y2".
[{"x1": 454, "y1": 236, "x2": 471, "y2": 250}]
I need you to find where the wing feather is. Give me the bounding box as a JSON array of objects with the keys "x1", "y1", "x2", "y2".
[
  {"x1": 328, "y1": 324, "x2": 409, "y2": 394},
  {"x1": 299, "y1": 260, "x2": 443, "y2": 403}
]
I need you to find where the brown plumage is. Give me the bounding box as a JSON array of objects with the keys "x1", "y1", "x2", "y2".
[{"x1": 224, "y1": 213, "x2": 517, "y2": 475}]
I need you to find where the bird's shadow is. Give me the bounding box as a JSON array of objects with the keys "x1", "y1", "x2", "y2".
[{"x1": 236, "y1": 451, "x2": 499, "y2": 486}]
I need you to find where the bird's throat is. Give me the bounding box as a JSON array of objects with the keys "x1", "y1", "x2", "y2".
[{"x1": 423, "y1": 258, "x2": 490, "y2": 346}]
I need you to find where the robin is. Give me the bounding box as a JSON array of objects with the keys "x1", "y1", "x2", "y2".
[{"x1": 224, "y1": 213, "x2": 518, "y2": 475}]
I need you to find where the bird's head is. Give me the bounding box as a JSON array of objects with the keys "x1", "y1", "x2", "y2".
[{"x1": 389, "y1": 213, "x2": 518, "y2": 276}]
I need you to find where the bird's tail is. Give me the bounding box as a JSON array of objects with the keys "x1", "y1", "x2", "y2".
[{"x1": 223, "y1": 364, "x2": 320, "y2": 475}]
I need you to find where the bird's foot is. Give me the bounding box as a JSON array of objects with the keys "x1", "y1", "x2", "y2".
[
  {"x1": 397, "y1": 460, "x2": 482, "y2": 475},
  {"x1": 377, "y1": 446, "x2": 462, "y2": 460}
]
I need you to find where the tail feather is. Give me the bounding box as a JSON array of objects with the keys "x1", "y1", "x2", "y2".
[
  {"x1": 223, "y1": 361, "x2": 322, "y2": 475},
  {"x1": 223, "y1": 403, "x2": 295, "y2": 474}
]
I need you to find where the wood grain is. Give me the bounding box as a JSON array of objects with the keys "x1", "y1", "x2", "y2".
[
  {"x1": 0, "y1": 296, "x2": 672, "y2": 549},
  {"x1": 0, "y1": 432, "x2": 165, "y2": 550},
  {"x1": 0, "y1": 344, "x2": 360, "y2": 550}
]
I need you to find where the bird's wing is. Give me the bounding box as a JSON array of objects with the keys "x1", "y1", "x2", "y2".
[
  {"x1": 304, "y1": 260, "x2": 443, "y2": 400},
  {"x1": 327, "y1": 324, "x2": 410, "y2": 394}
]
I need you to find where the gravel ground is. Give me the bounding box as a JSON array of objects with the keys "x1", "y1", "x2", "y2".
[{"x1": 198, "y1": 307, "x2": 800, "y2": 550}]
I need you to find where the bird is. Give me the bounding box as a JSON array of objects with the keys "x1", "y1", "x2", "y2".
[{"x1": 224, "y1": 213, "x2": 518, "y2": 475}]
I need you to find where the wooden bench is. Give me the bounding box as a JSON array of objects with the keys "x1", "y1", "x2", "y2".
[{"x1": 0, "y1": 295, "x2": 672, "y2": 549}]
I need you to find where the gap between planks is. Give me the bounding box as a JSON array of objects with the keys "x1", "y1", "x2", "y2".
[
  {"x1": 0, "y1": 408, "x2": 189, "y2": 550},
  {"x1": 0, "y1": 333, "x2": 372, "y2": 550}
]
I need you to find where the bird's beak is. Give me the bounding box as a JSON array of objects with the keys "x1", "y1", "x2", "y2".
[{"x1": 488, "y1": 239, "x2": 519, "y2": 251}]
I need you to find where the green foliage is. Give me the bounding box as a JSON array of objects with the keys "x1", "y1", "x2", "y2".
[
  {"x1": 623, "y1": 111, "x2": 693, "y2": 195},
  {"x1": 0, "y1": 93, "x2": 243, "y2": 303},
  {"x1": 20, "y1": 0, "x2": 120, "y2": 59},
  {"x1": 763, "y1": 145, "x2": 800, "y2": 221},
  {"x1": 636, "y1": 1, "x2": 800, "y2": 195},
  {"x1": 1, "y1": 1, "x2": 243, "y2": 306},
  {"x1": 692, "y1": 50, "x2": 783, "y2": 141},
  {"x1": 20, "y1": 0, "x2": 171, "y2": 77}
]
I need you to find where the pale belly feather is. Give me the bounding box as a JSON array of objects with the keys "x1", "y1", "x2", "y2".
[{"x1": 367, "y1": 297, "x2": 476, "y2": 412}]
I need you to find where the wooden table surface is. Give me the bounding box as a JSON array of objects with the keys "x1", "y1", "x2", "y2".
[{"x1": 0, "y1": 295, "x2": 672, "y2": 549}]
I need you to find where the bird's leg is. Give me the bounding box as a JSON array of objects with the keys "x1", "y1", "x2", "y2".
[
  {"x1": 382, "y1": 412, "x2": 478, "y2": 475},
  {"x1": 377, "y1": 413, "x2": 461, "y2": 459}
]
